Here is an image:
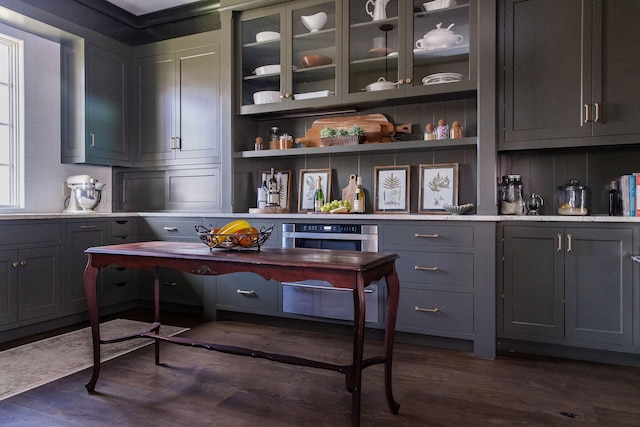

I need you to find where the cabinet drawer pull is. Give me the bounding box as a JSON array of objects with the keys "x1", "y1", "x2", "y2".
[
  {"x1": 90, "y1": 133, "x2": 95, "y2": 147},
  {"x1": 415, "y1": 306, "x2": 439, "y2": 313},
  {"x1": 415, "y1": 233, "x2": 439, "y2": 238},
  {"x1": 236, "y1": 289, "x2": 256, "y2": 296},
  {"x1": 557, "y1": 234, "x2": 563, "y2": 252},
  {"x1": 163, "y1": 227, "x2": 178, "y2": 231},
  {"x1": 170, "y1": 137, "x2": 176, "y2": 149},
  {"x1": 175, "y1": 137, "x2": 181, "y2": 150},
  {"x1": 594, "y1": 102, "x2": 600, "y2": 122},
  {"x1": 415, "y1": 266, "x2": 439, "y2": 271},
  {"x1": 80, "y1": 225, "x2": 97, "y2": 229},
  {"x1": 164, "y1": 282, "x2": 177, "y2": 287},
  {"x1": 566, "y1": 234, "x2": 572, "y2": 253}
]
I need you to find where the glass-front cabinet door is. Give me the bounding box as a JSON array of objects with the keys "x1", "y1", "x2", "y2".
[
  {"x1": 344, "y1": 0, "x2": 475, "y2": 101},
  {"x1": 239, "y1": 0, "x2": 338, "y2": 114}
]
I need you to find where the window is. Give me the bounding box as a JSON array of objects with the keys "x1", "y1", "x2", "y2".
[{"x1": 0, "y1": 33, "x2": 23, "y2": 208}]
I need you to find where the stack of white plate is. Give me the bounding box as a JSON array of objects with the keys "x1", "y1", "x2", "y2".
[{"x1": 422, "y1": 72, "x2": 464, "y2": 85}]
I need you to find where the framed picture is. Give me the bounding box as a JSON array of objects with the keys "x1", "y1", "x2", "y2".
[
  {"x1": 374, "y1": 165, "x2": 410, "y2": 213},
  {"x1": 298, "y1": 168, "x2": 332, "y2": 212},
  {"x1": 418, "y1": 163, "x2": 459, "y2": 213},
  {"x1": 261, "y1": 169, "x2": 291, "y2": 211}
]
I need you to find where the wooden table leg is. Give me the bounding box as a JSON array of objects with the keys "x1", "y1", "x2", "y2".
[
  {"x1": 384, "y1": 265, "x2": 400, "y2": 414},
  {"x1": 351, "y1": 275, "x2": 366, "y2": 427},
  {"x1": 83, "y1": 255, "x2": 101, "y2": 393},
  {"x1": 154, "y1": 266, "x2": 160, "y2": 365}
]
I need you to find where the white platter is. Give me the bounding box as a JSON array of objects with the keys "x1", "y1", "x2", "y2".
[
  {"x1": 413, "y1": 44, "x2": 469, "y2": 57},
  {"x1": 293, "y1": 90, "x2": 334, "y2": 100}
]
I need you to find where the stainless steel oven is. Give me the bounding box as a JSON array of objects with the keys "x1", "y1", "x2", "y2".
[{"x1": 281, "y1": 223, "x2": 379, "y2": 322}]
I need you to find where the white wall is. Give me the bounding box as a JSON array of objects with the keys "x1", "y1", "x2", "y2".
[{"x1": 0, "y1": 23, "x2": 112, "y2": 214}]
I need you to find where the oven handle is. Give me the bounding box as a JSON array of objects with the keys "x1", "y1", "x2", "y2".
[
  {"x1": 282, "y1": 282, "x2": 374, "y2": 293},
  {"x1": 282, "y1": 232, "x2": 378, "y2": 240}
]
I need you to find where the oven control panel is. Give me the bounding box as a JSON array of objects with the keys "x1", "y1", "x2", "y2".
[{"x1": 295, "y1": 224, "x2": 361, "y2": 233}]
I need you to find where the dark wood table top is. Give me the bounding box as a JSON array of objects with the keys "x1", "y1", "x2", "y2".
[{"x1": 86, "y1": 241, "x2": 398, "y2": 271}]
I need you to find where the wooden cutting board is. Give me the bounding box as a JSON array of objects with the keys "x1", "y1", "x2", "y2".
[
  {"x1": 342, "y1": 174, "x2": 357, "y2": 207},
  {"x1": 296, "y1": 114, "x2": 410, "y2": 147}
]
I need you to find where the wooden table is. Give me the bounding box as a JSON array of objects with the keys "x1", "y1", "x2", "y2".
[{"x1": 83, "y1": 241, "x2": 400, "y2": 426}]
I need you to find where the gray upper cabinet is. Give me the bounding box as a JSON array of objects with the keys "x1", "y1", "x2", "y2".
[
  {"x1": 62, "y1": 40, "x2": 132, "y2": 166},
  {"x1": 500, "y1": 224, "x2": 634, "y2": 350},
  {"x1": 343, "y1": 0, "x2": 476, "y2": 102},
  {"x1": 134, "y1": 33, "x2": 221, "y2": 166},
  {"x1": 499, "y1": 0, "x2": 640, "y2": 150},
  {"x1": 238, "y1": 0, "x2": 339, "y2": 114}
]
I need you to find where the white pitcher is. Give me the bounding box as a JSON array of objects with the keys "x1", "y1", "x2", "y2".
[{"x1": 365, "y1": 0, "x2": 390, "y2": 21}]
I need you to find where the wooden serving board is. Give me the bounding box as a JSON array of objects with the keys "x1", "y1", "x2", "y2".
[
  {"x1": 296, "y1": 114, "x2": 410, "y2": 147},
  {"x1": 342, "y1": 174, "x2": 357, "y2": 207}
]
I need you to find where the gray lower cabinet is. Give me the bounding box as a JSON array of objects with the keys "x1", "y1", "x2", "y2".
[
  {"x1": 64, "y1": 221, "x2": 108, "y2": 314},
  {"x1": 381, "y1": 221, "x2": 496, "y2": 358},
  {"x1": 0, "y1": 221, "x2": 63, "y2": 331},
  {"x1": 500, "y1": 224, "x2": 634, "y2": 350},
  {"x1": 206, "y1": 219, "x2": 281, "y2": 317},
  {"x1": 138, "y1": 217, "x2": 204, "y2": 308}
]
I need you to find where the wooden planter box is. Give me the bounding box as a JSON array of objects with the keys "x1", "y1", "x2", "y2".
[{"x1": 320, "y1": 135, "x2": 366, "y2": 146}]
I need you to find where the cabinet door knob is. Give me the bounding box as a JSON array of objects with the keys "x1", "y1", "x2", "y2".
[
  {"x1": 11, "y1": 261, "x2": 19, "y2": 268},
  {"x1": 405, "y1": 78, "x2": 412, "y2": 84},
  {"x1": 20, "y1": 260, "x2": 26, "y2": 266}
]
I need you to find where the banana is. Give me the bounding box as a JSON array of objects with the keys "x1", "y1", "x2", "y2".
[{"x1": 216, "y1": 219, "x2": 251, "y2": 244}]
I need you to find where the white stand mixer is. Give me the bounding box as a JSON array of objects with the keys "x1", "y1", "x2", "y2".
[{"x1": 63, "y1": 174, "x2": 106, "y2": 213}]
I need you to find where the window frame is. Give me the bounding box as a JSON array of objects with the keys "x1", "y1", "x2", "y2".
[{"x1": 0, "y1": 32, "x2": 24, "y2": 209}]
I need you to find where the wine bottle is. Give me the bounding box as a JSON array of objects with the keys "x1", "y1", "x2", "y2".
[
  {"x1": 267, "y1": 167, "x2": 279, "y2": 207},
  {"x1": 353, "y1": 176, "x2": 365, "y2": 213},
  {"x1": 314, "y1": 175, "x2": 324, "y2": 212}
]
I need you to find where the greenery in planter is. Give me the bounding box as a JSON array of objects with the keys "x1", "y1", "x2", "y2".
[
  {"x1": 320, "y1": 127, "x2": 337, "y2": 138},
  {"x1": 348, "y1": 125, "x2": 365, "y2": 136}
]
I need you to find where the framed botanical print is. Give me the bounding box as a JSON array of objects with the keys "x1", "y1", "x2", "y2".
[
  {"x1": 261, "y1": 169, "x2": 291, "y2": 211},
  {"x1": 374, "y1": 165, "x2": 410, "y2": 213},
  {"x1": 418, "y1": 163, "x2": 459, "y2": 213},
  {"x1": 298, "y1": 168, "x2": 332, "y2": 212}
]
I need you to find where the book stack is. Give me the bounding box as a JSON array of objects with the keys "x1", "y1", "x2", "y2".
[{"x1": 618, "y1": 174, "x2": 639, "y2": 216}]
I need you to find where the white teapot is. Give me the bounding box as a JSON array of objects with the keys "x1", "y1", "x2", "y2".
[{"x1": 416, "y1": 22, "x2": 464, "y2": 50}]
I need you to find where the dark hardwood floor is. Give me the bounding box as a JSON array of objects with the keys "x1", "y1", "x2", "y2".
[{"x1": 1, "y1": 310, "x2": 639, "y2": 426}]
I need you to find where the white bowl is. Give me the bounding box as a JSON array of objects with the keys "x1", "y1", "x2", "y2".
[
  {"x1": 423, "y1": 0, "x2": 456, "y2": 12},
  {"x1": 253, "y1": 91, "x2": 281, "y2": 105},
  {"x1": 301, "y1": 12, "x2": 327, "y2": 33},
  {"x1": 255, "y1": 31, "x2": 280, "y2": 43},
  {"x1": 442, "y1": 203, "x2": 474, "y2": 215},
  {"x1": 254, "y1": 64, "x2": 281, "y2": 75}
]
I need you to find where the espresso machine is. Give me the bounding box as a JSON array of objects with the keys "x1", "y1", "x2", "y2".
[{"x1": 63, "y1": 174, "x2": 106, "y2": 213}]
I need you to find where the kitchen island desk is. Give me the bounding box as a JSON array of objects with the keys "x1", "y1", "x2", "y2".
[{"x1": 83, "y1": 242, "x2": 400, "y2": 427}]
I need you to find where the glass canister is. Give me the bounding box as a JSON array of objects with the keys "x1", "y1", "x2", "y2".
[
  {"x1": 499, "y1": 175, "x2": 525, "y2": 215},
  {"x1": 556, "y1": 179, "x2": 589, "y2": 215}
]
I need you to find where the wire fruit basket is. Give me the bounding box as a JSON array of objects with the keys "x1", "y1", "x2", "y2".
[{"x1": 195, "y1": 224, "x2": 274, "y2": 251}]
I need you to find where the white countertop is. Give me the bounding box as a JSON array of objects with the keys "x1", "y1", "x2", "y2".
[{"x1": 2, "y1": 211, "x2": 640, "y2": 223}]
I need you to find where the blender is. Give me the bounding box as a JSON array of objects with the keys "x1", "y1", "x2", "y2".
[{"x1": 63, "y1": 175, "x2": 106, "y2": 213}]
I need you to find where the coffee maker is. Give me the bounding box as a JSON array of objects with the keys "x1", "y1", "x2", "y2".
[{"x1": 63, "y1": 174, "x2": 106, "y2": 213}]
